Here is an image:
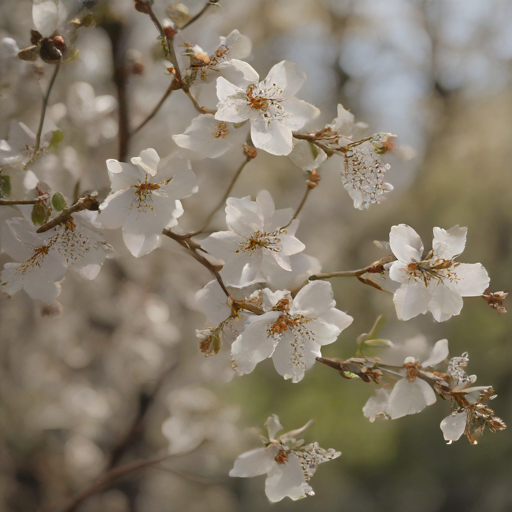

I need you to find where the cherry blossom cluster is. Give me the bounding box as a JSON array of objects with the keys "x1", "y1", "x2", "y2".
[{"x1": 0, "y1": 0, "x2": 508, "y2": 505}]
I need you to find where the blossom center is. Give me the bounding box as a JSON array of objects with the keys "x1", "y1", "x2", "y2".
[
  {"x1": 212, "y1": 122, "x2": 229, "y2": 139},
  {"x1": 235, "y1": 229, "x2": 282, "y2": 254},
  {"x1": 405, "y1": 258, "x2": 459, "y2": 286},
  {"x1": 132, "y1": 177, "x2": 161, "y2": 212}
]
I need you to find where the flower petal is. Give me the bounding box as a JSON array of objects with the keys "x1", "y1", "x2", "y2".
[
  {"x1": 440, "y1": 412, "x2": 466, "y2": 442},
  {"x1": 265, "y1": 453, "x2": 308, "y2": 502},
  {"x1": 448, "y1": 263, "x2": 490, "y2": 297},
  {"x1": 428, "y1": 283, "x2": 464, "y2": 322},
  {"x1": 282, "y1": 98, "x2": 320, "y2": 130},
  {"x1": 229, "y1": 447, "x2": 276, "y2": 478},
  {"x1": 432, "y1": 225, "x2": 467, "y2": 260},
  {"x1": 387, "y1": 378, "x2": 436, "y2": 420},
  {"x1": 389, "y1": 224, "x2": 424, "y2": 262},
  {"x1": 250, "y1": 116, "x2": 293, "y2": 156},
  {"x1": 393, "y1": 282, "x2": 431, "y2": 321},
  {"x1": 421, "y1": 339, "x2": 449, "y2": 368},
  {"x1": 292, "y1": 280, "x2": 336, "y2": 318},
  {"x1": 265, "y1": 414, "x2": 284, "y2": 441},
  {"x1": 231, "y1": 312, "x2": 280, "y2": 375},
  {"x1": 262, "y1": 61, "x2": 306, "y2": 99}
]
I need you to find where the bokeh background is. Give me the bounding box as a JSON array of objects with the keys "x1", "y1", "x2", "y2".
[{"x1": 1, "y1": 0, "x2": 511, "y2": 511}]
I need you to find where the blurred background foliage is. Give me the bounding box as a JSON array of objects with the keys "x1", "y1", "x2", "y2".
[{"x1": 0, "y1": 0, "x2": 511, "y2": 511}]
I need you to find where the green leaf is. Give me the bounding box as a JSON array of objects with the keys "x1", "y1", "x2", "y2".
[
  {"x1": 65, "y1": 48, "x2": 79, "y2": 63},
  {"x1": 0, "y1": 175, "x2": 11, "y2": 198},
  {"x1": 51, "y1": 192, "x2": 67, "y2": 211},
  {"x1": 31, "y1": 202, "x2": 50, "y2": 226},
  {"x1": 49, "y1": 130, "x2": 63, "y2": 149}
]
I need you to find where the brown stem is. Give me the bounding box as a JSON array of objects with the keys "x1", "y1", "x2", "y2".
[
  {"x1": 189, "y1": 155, "x2": 251, "y2": 236},
  {"x1": 34, "y1": 63, "x2": 61, "y2": 153},
  {"x1": 184, "y1": 89, "x2": 217, "y2": 114},
  {"x1": 36, "y1": 194, "x2": 100, "y2": 233},
  {"x1": 0, "y1": 198, "x2": 45, "y2": 206},
  {"x1": 103, "y1": 17, "x2": 131, "y2": 161},
  {"x1": 181, "y1": 1, "x2": 217, "y2": 29},
  {"x1": 131, "y1": 80, "x2": 178, "y2": 136},
  {"x1": 309, "y1": 256, "x2": 396, "y2": 282},
  {"x1": 107, "y1": 364, "x2": 178, "y2": 470},
  {"x1": 48, "y1": 455, "x2": 170, "y2": 512},
  {"x1": 281, "y1": 185, "x2": 312, "y2": 229}
]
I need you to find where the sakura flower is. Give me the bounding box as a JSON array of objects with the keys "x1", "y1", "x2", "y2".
[
  {"x1": 388, "y1": 224, "x2": 490, "y2": 321},
  {"x1": 99, "y1": 149, "x2": 197, "y2": 257},
  {"x1": 337, "y1": 133, "x2": 395, "y2": 210},
  {"x1": 185, "y1": 29, "x2": 253, "y2": 85},
  {"x1": 440, "y1": 353, "x2": 506, "y2": 444},
  {"x1": 230, "y1": 414, "x2": 340, "y2": 502},
  {"x1": 201, "y1": 190, "x2": 305, "y2": 287},
  {"x1": 1, "y1": 213, "x2": 111, "y2": 303},
  {"x1": 231, "y1": 281, "x2": 353, "y2": 382},
  {"x1": 363, "y1": 339, "x2": 448, "y2": 421},
  {"x1": 172, "y1": 113, "x2": 248, "y2": 159},
  {"x1": 215, "y1": 60, "x2": 320, "y2": 156}
]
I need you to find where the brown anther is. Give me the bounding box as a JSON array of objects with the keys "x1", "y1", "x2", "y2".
[
  {"x1": 273, "y1": 298, "x2": 290, "y2": 312},
  {"x1": 306, "y1": 169, "x2": 321, "y2": 189},
  {"x1": 164, "y1": 25, "x2": 178, "y2": 40},
  {"x1": 404, "y1": 360, "x2": 420, "y2": 382},
  {"x1": 243, "y1": 144, "x2": 257, "y2": 159},
  {"x1": 275, "y1": 450, "x2": 288, "y2": 464}
]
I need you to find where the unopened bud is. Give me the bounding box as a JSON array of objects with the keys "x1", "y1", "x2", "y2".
[
  {"x1": 164, "y1": 25, "x2": 178, "y2": 40},
  {"x1": 243, "y1": 144, "x2": 257, "y2": 159},
  {"x1": 306, "y1": 169, "x2": 321, "y2": 189},
  {"x1": 482, "y1": 290, "x2": 508, "y2": 314},
  {"x1": 134, "y1": 0, "x2": 150, "y2": 14},
  {"x1": 40, "y1": 36, "x2": 66, "y2": 63}
]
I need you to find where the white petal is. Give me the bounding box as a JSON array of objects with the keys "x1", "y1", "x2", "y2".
[
  {"x1": 428, "y1": 283, "x2": 463, "y2": 321},
  {"x1": 389, "y1": 224, "x2": 424, "y2": 262},
  {"x1": 33, "y1": 0, "x2": 60, "y2": 35},
  {"x1": 98, "y1": 188, "x2": 133, "y2": 229},
  {"x1": 195, "y1": 280, "x2": 231, "y2": 326},
  {"x1": 217, "y1": 59, "x2": 259, "y2": 88},
  {"x1": 393, "y1": 282, "x2": 431, "y2": 321},
  {"x1": 282, "y1": 98, "x2": 320, "y2": 130},
  {"x1": 271, "y1": 331, "x2": 320, "y2": 383},
  {"x1": 263, "y1": 61, "x2": 306, "y2": 99},
  {"x1": 448, "y1": 263, "x2": 490, "y2": 297},
  {"x1": 432, "y1": 225, "x2": 467, "y2": 260},
  {"x1": 305, "y1": 319, "x2": 342, "y2": 346},
  {"x1": 265, "y1": 453, "x2": 308, "y2": 502},
  {"x1": 250, "y1": 116, "x2": 293, "y2": 156},
  {"x1": 320, "y1": 308, "x2": 353, "y2": 333},
  {"x1": 158, "y1": 155, "x2": 198, "y2": 200},
  {"x1": 440, "y1": 412, "x2": 466, "y2": 442},
  {"x1": 293, "y1": 280, "x2": 335, "y2": 318},
  {"x1": 226, "y1": 195, "x2": 262, "y2": 234},
  {"x1": 231, "y1": 313, "x2": 280, "y2": 375},
  {"x1": 388, "y1": 260, "x2": 411, "y2": 284},
  {"x1": 329, "y1": 104, "x2": 355, "y2": 133},
  {"x1": 265, "y1": 414, "x2": 284, "y2": 441},
  {"x1": 200, "y1": 231, "x2": 241, "y2": 262},
  {"x1": 363, "y1": 388, "x2": 390, "y2": 422},
  {"x1": 387, "y1": 378, "x2": 436, "y2": 420},
  {"x1": 122, "y1": 232, "x2": 160, "y2": 258},
  {"x1": 131, "y1": 148, "x2": 160, "y2": 176},
  {"x1": 288, "y1": 139, "x2": 327, "y2": 171},
  {"x1": 421, "y1": 339, "x2": 449, "y2": 368},
  {"x1": 106, "y1": 159, "x2": 144, "y2": 192},
  {"x1": 229, "y1": 447, "x2": 276, "y2": 478},
  {"x1": 221, "y1": 31, "x2": 252, "y2": 60}
]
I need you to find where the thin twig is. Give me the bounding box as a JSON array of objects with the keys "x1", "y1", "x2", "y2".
[
  {"x1": 309, "y1": 256, "x2": 396, "y2": 281},
  {"x1": 153, "y1": 465, "x2": 222, "y2": 486},
  {"x1": 180, "y1": 1, "x2": 217, "y2": 30},
  {"x1": 0, "y1": 198, "x2": 45, "y2": 206},
  {"x1": 34, "y1": 64, "x2": 61, "y2": 152},
  {"x1": 281, "y1": 185, "x2": 312, "y2": 229},
  {"x1": 189, "y1": 155, "x2": 252, "y2": 236},
  {"x1": 36, "y1": 194, "x2": 100, "y2": 233},
  {"x1": 184, "y1": 89, "x2": 217, "y2": 114},
  {"x1": 131, "y1": 80, "x2": 177, "y2": 136},
  {"x1": 47, "y1": 455, "x2": 170, "y2": 512},
  {"x1": 107, "y1": 364, "x2": 178, "y2": 470}
]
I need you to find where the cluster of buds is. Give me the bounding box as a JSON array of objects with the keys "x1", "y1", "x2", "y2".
[{"x1": 18, "y1": 30, "x2": 67, "y2": 64}]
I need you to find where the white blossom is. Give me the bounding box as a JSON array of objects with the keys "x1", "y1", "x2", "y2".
[
  {"x1": 1, "y1": 213, "x2": 111, "y2": 304},
  {"x1": 201, "y1": 190, "x2": 305, "y2": 287},
  {"x1": 99, "y1": 148, "x2": 197, "y2": 257},
  {"x1": 363, "y1": 339, "x2": 448, "y2": 421},
  {"x1": 0, "y1": 121, "x2": 49, "y2": 167},
  {"x1": 229, "y1": 414, "x2": 340, "y2": 502},
  {"x1": 172, "y1": 113, "x2": 248, "y2": 159},
  {"x1": 215, "y1": 60, "x2": 319, "y2": 156},
  {"x1": 231, "y1": 281, "x2": 353, "y2": 382},
  {"x1": 388, "y1": 224, "x2": 490, "y2": 321}
]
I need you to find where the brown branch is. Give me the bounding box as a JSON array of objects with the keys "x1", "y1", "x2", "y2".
[
  {"x1": 35, "y1": 63, "x2": 61, "y2": 152},
  {"x1": 107, "y1": 364, "x2": 178, "y2": 470},
  {"x1": 46, "y1": 455, "x2": 170, "y2": 512},
  {"x1": 189, "y1": 153, "x2": 252, "y2": 236},
  {"x1": 309, "y1": 256, "x2": 395, "y2": 282},
  {"x1": 0, "y1": 198, "x2": 46, "y2": 206},
  {"x1": 184, "y1": 89, "x2": 217, "y2": 114},
  {"x1": 180, "y1": 1, "x2": 219, "y2": 30},
  {"x1": 131, "y1": 80, "x2": 179, "y2": 136},
  {"x1": 36, "y1": 194, "x2": 100, "y2": 233},
  {"x1": 282, "y1": 184, "x2": 312, "y2": 230}
]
